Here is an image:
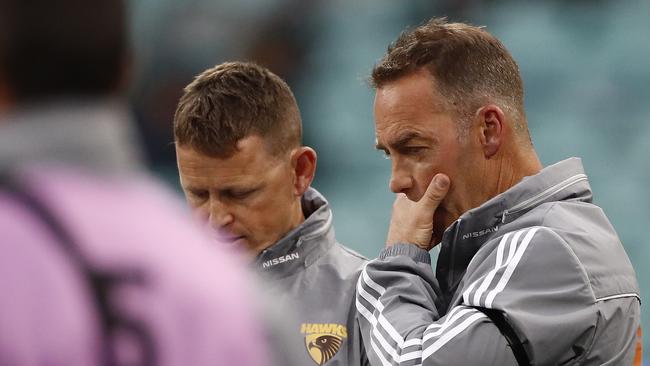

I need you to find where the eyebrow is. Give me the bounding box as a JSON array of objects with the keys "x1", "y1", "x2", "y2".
[
  {"x1": 183, "y1": 185, "x2": 206, "y2": 193},
  {"x1": 375, "y1": 131, "x2": 423, "y2": 151}
]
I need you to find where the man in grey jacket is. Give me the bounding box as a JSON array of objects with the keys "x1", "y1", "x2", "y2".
[
  {"x1": 174, "y1": 61, "x2": 369, "y2": 365},
  {"x1": 356, "y1": 18, "x2": 642, "y2": 365}
]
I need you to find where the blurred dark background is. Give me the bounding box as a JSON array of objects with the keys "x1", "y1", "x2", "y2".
[{"x1": 126, "y1": 0, "x2": 650, "y2": 354}]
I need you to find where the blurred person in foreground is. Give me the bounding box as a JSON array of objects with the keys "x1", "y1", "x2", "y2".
[
  {"x1": 174, "y1": 61, "x2": 369, "y2": 365},
  {"x1": 356, "y1": 18, "x2": 642, "y2": 365},
  {"x1": 0, "y1": 1, "x2": 281, "y2": 365}
]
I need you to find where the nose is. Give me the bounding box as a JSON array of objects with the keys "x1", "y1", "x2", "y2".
[
  {"x1": 389, "y1": 160, "x2": 413, "y2": 194},
  {"x1": 208, "y1": 199, "x2": 234, "y2": 230}
]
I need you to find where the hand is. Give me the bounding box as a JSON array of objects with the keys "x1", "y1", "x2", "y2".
[{"x1": 386, "y1": 174, "x2": 450, "y2": 251}]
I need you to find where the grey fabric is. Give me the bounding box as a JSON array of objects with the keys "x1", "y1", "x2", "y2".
[
  {"x1": 255, "y1": 187, "x2": 370, "y2": 365},
  {"x1": 356, "y1": 158, "x2": 641, "y2": 366},
  {"x1": 0, "y1": 99, "x2": 145, "y2": 174}
]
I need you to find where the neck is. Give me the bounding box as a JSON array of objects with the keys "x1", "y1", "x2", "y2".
[
  {"x1": 290, "y1": 198, "x2": 307, "y2": 231},
  {"x1": 491, "y1": 145, "x2": 542, "y2": 198}
]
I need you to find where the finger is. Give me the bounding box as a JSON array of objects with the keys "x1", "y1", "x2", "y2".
[{"x1": 420, "y1": 173, "x2": 450, "y2": 210}]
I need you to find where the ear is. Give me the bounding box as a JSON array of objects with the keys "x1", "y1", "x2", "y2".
[
  {"x1": 476, "y1": 104, "x2": 506, "y2": 159},
  {"x1": 290, "y1": 146, "x2": 317, "y2": 196}
]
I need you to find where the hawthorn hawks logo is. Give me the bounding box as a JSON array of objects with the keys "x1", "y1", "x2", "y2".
[{"x1": 301, "y1": 323, "x2": 348, "y2": 365}]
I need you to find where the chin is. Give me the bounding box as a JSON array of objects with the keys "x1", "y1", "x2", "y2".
[
  {"x1": 214, "y1": 235, "x2": 248, "y2": 251},
  {"x1": 233, "y1": 237, "x2": 250, "y2": 248}
]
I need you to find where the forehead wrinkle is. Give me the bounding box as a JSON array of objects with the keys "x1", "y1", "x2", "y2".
[
  {"x1": 182, "y1": 165, "x2": 261, "y2": 189},
  {"x1": 178, "y1": 155, "x2": 266, "y2": 192},
  {"x1": 377, "y1": 121, "x2": 431, "y2": 150}
]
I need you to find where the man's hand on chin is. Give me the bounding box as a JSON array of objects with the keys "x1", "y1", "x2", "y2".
[{"x1": 386, "y1": 174, "x2": 450, "y2": 252}]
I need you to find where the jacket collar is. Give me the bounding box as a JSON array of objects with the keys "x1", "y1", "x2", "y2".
[
  {"x1": 436, "y1": 157, "x2": 593, "y2": 305},
  {"x1": 254, "y1": 187, "x2": 335, "y2": 277}
]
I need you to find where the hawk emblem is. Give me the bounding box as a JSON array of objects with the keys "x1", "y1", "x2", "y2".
[
  {"x1": 305, "y1": 334, "x2": 342, "y2": 365},
  {"x1": 301, "y1": 323, "x2": 347, "y2": 365}
]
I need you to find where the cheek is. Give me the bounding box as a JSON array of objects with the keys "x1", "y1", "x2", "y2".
[
  {"x1": 411, "y1": 154, "x2": 460, "y2": 202},
  {"x1": 412, "y1": 160, "x2": 440, "y2": 191},
  {"x1": 189, "y1": 202, "x2": 209, "y2": 222},
  {"x1": 240, "y1": 190, "x2": 293, "y2": 232},
  {"x1": 240, "y1": 168, "x2": 297, "y2": 236}
]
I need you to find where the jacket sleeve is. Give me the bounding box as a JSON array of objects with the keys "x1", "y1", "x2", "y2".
[
  {"x1": 356, "y1": 244, "x2": 517, "y2": 366},
  {"x1": 356, "y1": 226, "x2": 611, "y2": 366}
]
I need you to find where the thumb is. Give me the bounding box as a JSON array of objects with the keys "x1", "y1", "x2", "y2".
[{"x1": 420, "y1": 173, "x2": 450, "y2": 210}]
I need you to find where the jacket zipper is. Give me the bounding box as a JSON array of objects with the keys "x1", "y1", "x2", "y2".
[{"x1": 501, "y1": 173, "x2": 588, "y2": 224}]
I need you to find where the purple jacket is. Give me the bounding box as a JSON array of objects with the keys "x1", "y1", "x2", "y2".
[{"x1": 0, "y1": 165, "x2": 270, "y2": 365}]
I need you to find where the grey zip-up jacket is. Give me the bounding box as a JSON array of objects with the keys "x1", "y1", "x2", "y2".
[
  {"x1": 356, "y1": 158, "x2": 641, "y2": 365},
  {"x1": 255, "y1": 188, "x2": 370, "y2": 365}
]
